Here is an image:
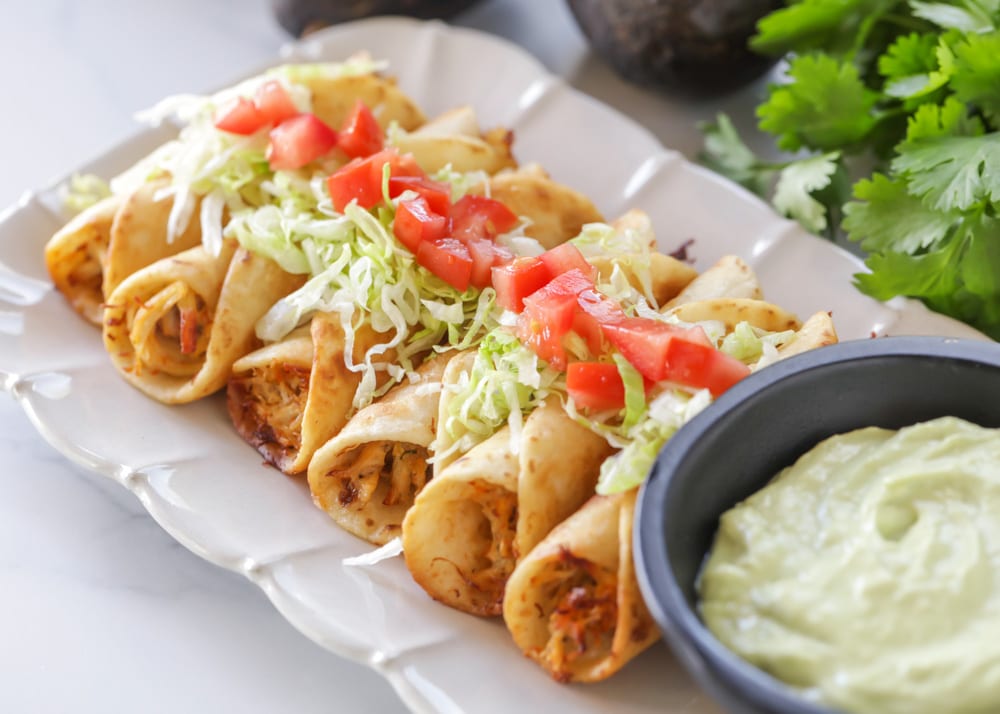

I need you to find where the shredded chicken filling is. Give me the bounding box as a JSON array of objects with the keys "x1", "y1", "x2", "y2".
[
  {"x1": 461, "y1": 482, "x2": 519, "y2": 608},
  {"x1": 231, "y1": 362, "x2": 310, "y2": 459},
  {"x1": 331, "y1": 442, "x2": 431, "y2": 508},
  {"x1": 537, "y1": 554, "x2": 618, "y2": 678},
  {"x1": 128, "y1": 281, "x2": 210, "y2": 376}
]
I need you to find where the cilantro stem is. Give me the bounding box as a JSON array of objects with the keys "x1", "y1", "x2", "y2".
[{"x1": 881, "y1": 13, "x2": 928, "y2": 32}]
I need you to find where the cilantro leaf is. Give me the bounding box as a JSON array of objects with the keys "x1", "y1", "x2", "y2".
[
  {"x1": 698, "y1": 114, "x2": 774, "y2": 197},
  {"x1": 950, "y1": 31, "x2": 1000, "y2": 125},
  {"x1": 904, "y1": 96, "x2": 985, "y2": 140},
  {"x1": 909, "y1": 0, "x2": 998, "y2": 32},
  {"x1": 878, "y1": 32, "x2": 949, "y2": 97},
  {"x1": 893, "y1": 132, "x2": 1000, "y2": 210},
  {"x1": 855, "y1": 230, "x2": 963, "y2": 301},
  {"x1": 844, "y1": 172, "x2": 958, "y2": 252},
  {"x1": 752, "y1": 0, "x2": 904, "y2": 56},
  {"x1": 758, "y1": 55, "x2": 879, "y2": 152},
  {"x1": 773, "y1": 153, "x2": 842, "y2": 233}
]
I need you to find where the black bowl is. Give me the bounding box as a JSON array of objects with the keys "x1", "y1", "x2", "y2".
[{"x1": 634, "y1": 336, "x2": 1000, "y2": 714}]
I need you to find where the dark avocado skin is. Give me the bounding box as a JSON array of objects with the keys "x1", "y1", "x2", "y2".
[
  {"x1": 273, "y1": 0, "x2": 482, "y2": 36},
  {"x1": 567, "y1": 0, "x2": 783, "y2": 95}
]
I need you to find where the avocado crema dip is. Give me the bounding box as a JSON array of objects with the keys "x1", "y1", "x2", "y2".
[{"x1": 698, "y1": 416, "x2": 1000, "y2": 714}]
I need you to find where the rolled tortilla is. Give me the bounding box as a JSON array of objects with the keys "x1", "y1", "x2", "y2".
[
  {"x1": 503, "y1": 489, "x2": 658, "y2": 683},
  {"x1": 44, "y1": 194, "x2": 123, "y2": 326},
  {"x1": 474, "y1": 164, "x2": 603, "y2": 249},
  {"x1": 227, "y1": 314, "x2": 393, "y2": 475},
  {"x1": 391, "y1": 106, "x2": 518, "y2": 175},
  {"x1": 303, "y1": 72, "x2": 426, "y2": 132},
  {"x1": 307, "y1": 353, "x2": 454, "y2": 545},
  {"x1": 103, "y1": 240, "x2": 304, "y2": 404},
  {"x1": 103, "y1": 179, "x2": 203, "y2": 299},
  {"x1": 663, "y1": 254, "x2": 762, "y2": 309},
  {"x1": 402, "y1": 399, "x2": 614, "y2": 616}
]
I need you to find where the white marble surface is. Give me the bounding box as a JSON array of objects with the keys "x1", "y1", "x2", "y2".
[{"x1": 0, "y1": 1, "x2": 765, "y2": 711}]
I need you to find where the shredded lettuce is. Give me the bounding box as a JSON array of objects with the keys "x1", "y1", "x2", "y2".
[
  {"x1": 720, "y1": 321, "x2": 797, "y2": 368},
  {"x1": 572, "y1": 220, "x2": 659, "y2": 306},
  {"x1": 254, "y1": 200, "x2": 501, "y2": 409},
  {"x1": 433, "y1": 328, "x2": 563, "y2": 463},
  {"x1": 596, "y1": 388, "x2": 712, "y2": 495},
  {"x1": 60, "y1": 173, "x2": 111, "y2": 214}
]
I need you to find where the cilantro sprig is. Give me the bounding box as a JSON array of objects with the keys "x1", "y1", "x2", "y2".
[{"x1": 701, "y1": 0, "x2": 1000, "y2": 338}]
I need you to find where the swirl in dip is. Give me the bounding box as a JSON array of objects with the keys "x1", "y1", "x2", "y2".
[{"x1": 698, "y1": 416, "x2": 1000, "y2": 714}]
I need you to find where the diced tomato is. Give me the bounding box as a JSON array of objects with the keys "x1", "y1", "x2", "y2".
[
  {"x1": 254, "y1": 80, "x2": 299, "y2": 125},
  {"x1": 394, "y1": 196, "x2": 449, "y2": 253},
  {"x1": 539, "y1": 243, "x2": 595, "y2": 279},
  {"x1": 465, "y1": 237, "x2": 499, "y2": 289},
  {"x1": 571, "y1": 310, "x2": 606, "y2": 357},
  {"x1": 566, "y1": 362, "x2": 626, "y2": 411},
  {"x1": 492, "y1": 256, "x2": 552, "y2": 312},
  {"x1": 576, "y1": 287, "x2": 627, "y2": 325},
  {"x1": 267, "y1": 114, "x2": 338, "y2": 170},
  {"x1": 662, "y1": 338, "x2": 751, "y2": 396},
  {"x1": 517, "y1": 269, "x2": 596, "y2": 368},
  {"x1": 337, "y1": 100, "x2": 385, "y2": 158},
  {"x1": 389, "y1": 175, "x2": 452, "y2": 215},
  {"x1": 214, "y1": 97, "x2": 266, "y2": 135},
  {"x1": 450, "y1": 195, "x2": 519, "y2": 241},
  {"x1": 417, "y1": 237, "x2": 473, "y2": 291},
  {"x1": 326, "y1": 149, "x2": 423, "y2": 212},
  {"x1": 601, "y1": 318, "x2": 710, "y2": 383}
]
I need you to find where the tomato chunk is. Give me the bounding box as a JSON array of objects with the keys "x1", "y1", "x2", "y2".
[
  {"x1": 576, "y1": 287, "x2": 627, "y2": 325},
  {"x1": 389, "y1": 175, "x2": 452, "y2": 215},
  {"x1": 663, "y1": 338, "x2": 751, "y2": 396},
  {"x1": 492, "y1": 257, "x2": 552, "y2": 312},
  {"x1": 540, "y1": 243, "x2": 595, "y2": 279},
  {"x1": 254, "y1": 80, "x2": 299, "y2": 125},
  {"x1": 517, "y1": 269, "x2": 596, "y2": 368},
  {"x1": 338, "y1": 100, "x2": 385, "y2": 158},
  {"x1": 268, "y1": 114, "x2": 338, "y2": 170},
  {"x1": 394, "y1": 196, "x2": 449, "y2": 253},
  {"x1": 567, "y1": 362, "x2": 626, "y2": 411},
  {"x1": 570, "y1": 310, "x2": 607, "y2": 357},
  {"x1": 417, "y1": 237, "x2": 473, "y2": 291},
  {"x1": 451, "y1": 195, "x2": 519, "y2": 241},
  {"x1": 214, "y1": 97, "x2": 265, "y2": 135},
  {"x1": 326, "y1": 149, "x2": 423, "y2": 212},
  {"x1": 601, "y1": 318, "x2": 710, "y2": 383}
]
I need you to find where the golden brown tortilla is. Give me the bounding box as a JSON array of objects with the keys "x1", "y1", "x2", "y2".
[
  {"x1": 402, "y1": 399, "x2": 614, "y2": 616},
  {"x1": 503, "y1": 489, "x2": 658, "y2": 683},
  {"x1": 103, "y1": 240, "x2": 303, "y2": 404},
  {"x1": 228, "y1": 313, "x2": 397, "y2": 475},
  {"x1": 44, "y1": 194, "x2": 123, "y2": 326},
  {"x1": 307, "y1": 353, "x2": 454, "y2": 544}
]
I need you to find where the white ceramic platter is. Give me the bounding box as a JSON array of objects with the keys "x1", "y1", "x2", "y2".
[{"x1": 0, "y1": 16, "x2": 986, "y2": 714}]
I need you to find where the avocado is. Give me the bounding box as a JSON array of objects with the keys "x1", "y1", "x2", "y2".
[
  {"x1": 567, "y1": 0, "x2": 783, "y2": 95},
  {"x1": 273, "y1": 0, "x2": 483, "y2": 37}
]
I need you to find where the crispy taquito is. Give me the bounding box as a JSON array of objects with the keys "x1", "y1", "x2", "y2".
[
  {"x1": 503, "y1": 489, "x2": 656, "y2": 683},
  {"x1": 45, "y1": 194, "x2": 122, "y2": 326},
  {"x1": 307, "y1": 353, "x2": 454, "y2": 544},
  {"x1": 403, "y1": 399, "x2": 614, "y2": 616},
  {"x1": 227, "y1": 314, "x2": 392, "y2": 474},
  {"x1": 103, "y1": 240, "x2": 303, "y2": 403}
]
